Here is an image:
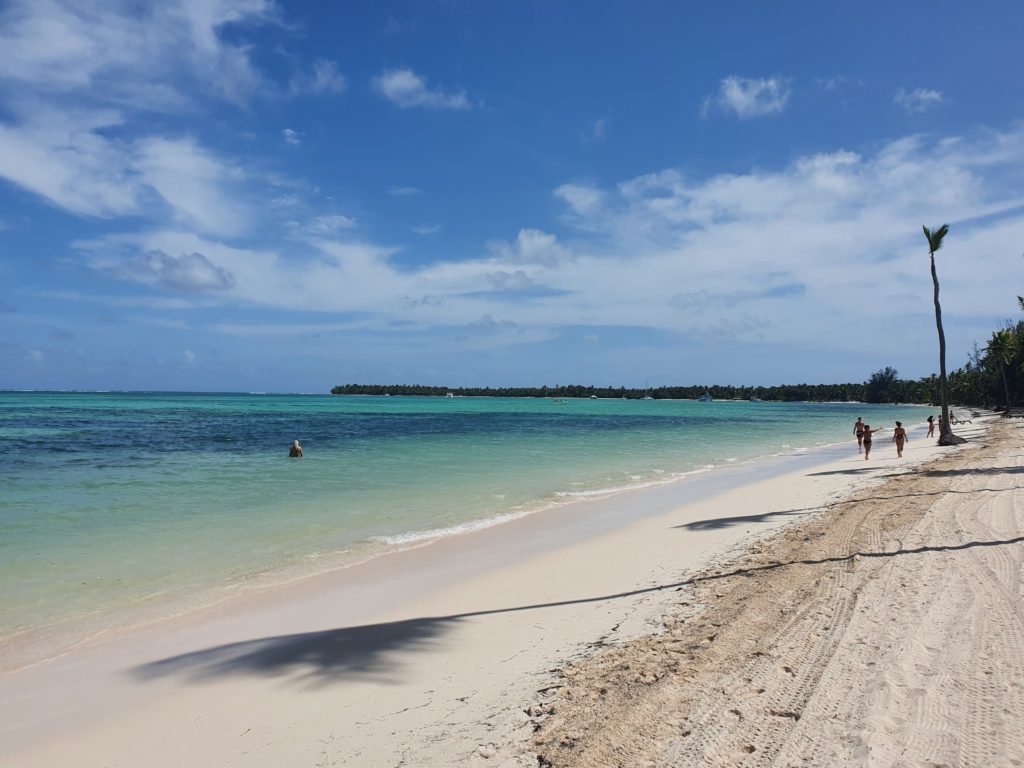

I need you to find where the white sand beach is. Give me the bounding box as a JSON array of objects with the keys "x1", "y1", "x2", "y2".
[{"x1": 3, "y1": 416, "x2": 1022, "y2": 767}]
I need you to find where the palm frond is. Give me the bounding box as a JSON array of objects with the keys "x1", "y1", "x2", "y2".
[{"x1": 922, "y1": 223, "x2": 950, "y2": 255}]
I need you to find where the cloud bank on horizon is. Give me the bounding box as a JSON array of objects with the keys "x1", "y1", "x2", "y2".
[{"x1": 1, "y1": 0, "x2": 1022, "y2": 392}]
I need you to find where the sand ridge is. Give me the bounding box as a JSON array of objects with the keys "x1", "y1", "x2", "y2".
[{"x1": 529, "y1": 419, "x2": 1024, "y2": 767}]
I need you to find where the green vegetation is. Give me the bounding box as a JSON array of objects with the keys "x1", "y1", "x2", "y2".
[
  {"x1": 332, "y1": 382, "x2": 888, "y2": 402},
  {"x1": 331, "y1": 327, "x2": 1024, "y2": 407}
]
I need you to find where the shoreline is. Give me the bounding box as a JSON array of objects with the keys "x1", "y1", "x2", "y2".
[
  {"x1": 0, "y1": 416, "x2": 978, "y2": 766},
  {"x1": 1, "y1": 416, "x2": 931, "y2": 674}
]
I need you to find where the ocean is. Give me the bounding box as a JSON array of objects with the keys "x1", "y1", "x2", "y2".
[{"x1": 0, "y1": 392, "x2": 929, "y2": 661}]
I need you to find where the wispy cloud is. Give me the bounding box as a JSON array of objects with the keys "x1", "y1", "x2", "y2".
[
  {"x1": 289, "y1": 59, "x2": 346, "y2": 96},
  {"x1": 583, "y1": 118, "x2": 607, "y2": 143},
  {"x1": 289, "y1": 214, "x2": 357, "y2": 237},
  {"x1": 388, "y1": 186, "x2": 421, "y2": 196},
  {"x1": 703, "y1": 76, "x2": 792, "y2": 119},
  {"x1": 372, "y1": 68, "x2": 471, "y2": 110},
  {"x1": 282, "y1": 128, "x2": 302, "y2": 145},
  {"x1": 0, "y1": 105, "x2": 250, "y2": 237},
  {"x1": 412, "y1": 223, "x2": 442, "y2": 235},
  {"x1": 894, "y1": 87, "x2": 944, "y2": 113},
  {"x1": 0, "y1": 0, "x2": 277, "y2": 109}
]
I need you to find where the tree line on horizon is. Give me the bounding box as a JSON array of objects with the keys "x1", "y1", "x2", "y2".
[
  {"x1": 331, "y1": 323, "x2": 1023, "y2": 406},
  {"x1": 329, "y1": 381, "x2": 899, "y2": 402}
]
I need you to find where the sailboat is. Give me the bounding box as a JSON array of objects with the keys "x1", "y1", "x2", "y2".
[{"x1": 697, "y1": 390, "x2": 712, "y2": 402}]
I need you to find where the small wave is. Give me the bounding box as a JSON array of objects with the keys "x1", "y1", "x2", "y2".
[{"x1": 371, "y1": 509, "x2": 533, "y2": 546}]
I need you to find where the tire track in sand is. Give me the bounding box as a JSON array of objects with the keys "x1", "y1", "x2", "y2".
[{"x1": 531, "y1": 420, "x2": 1024, "y2": 768}]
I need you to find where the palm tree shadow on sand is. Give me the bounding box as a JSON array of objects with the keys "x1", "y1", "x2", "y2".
[
  {"x1": 133, "y1": 617, "x2": 461, "y2": 688},
  {"x1": 134, "y1": 536, "x2": 1024, "y2": 688}
]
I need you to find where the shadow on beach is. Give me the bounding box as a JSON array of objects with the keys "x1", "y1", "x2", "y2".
[
  {"x1": 678, "y1": 487, "x2": 1014, "y2": 530},
  {"x1": 134, "y1": 535, "x2": 1024, "y2": 687}
]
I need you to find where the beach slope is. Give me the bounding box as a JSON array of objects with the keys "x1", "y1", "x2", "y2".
[{"x1": 532, "y1": 419, "x2": 1024, "y2": 767}]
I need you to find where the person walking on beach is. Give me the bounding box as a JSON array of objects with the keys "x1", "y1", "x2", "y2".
[
  {"x1": 289, "y1": 439, "x2": 303, "y2": 458},
  {"x1": 892, "y1": 421, "x2": 909, "y2": 458},
  {"x1": 854, "y1": 417, "x2": 865, "y2": 452},
  {"x1": 862, "y1": 424, "x2": 882, "y2": 460},
  {"x1": 926, "y1": 415, "x2": 935, "y2": 438}
]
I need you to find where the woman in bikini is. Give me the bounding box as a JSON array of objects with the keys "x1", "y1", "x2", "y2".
[
  {"x1": 892, "y1": 421, "x2": 908, "y2": 458},
  {"x1": 926, "y1": 415, "x2": 935, "y2": 438},
  {"x1": 862, "y1": 424, "x2": 882, "y2": 460}
]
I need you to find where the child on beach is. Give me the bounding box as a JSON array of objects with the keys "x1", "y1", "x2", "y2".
[{"x1": 892, "y1": 421, "x2": 908, "y2": 458}]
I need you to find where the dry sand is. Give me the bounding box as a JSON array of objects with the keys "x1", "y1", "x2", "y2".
[
  {"x1": 2, "y1": 417, "x2": 1021, "y2": 767},
  {"x1": 532, "y1": 417, "x2": 1024, "y2": 768}
]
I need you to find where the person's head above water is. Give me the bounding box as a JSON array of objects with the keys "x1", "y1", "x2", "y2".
[{"x1": 293, "y1": 439, "x2": 300, "y2": 446}]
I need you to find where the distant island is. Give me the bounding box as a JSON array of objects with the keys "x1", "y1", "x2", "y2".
[{"x1": 331, "y1": 369, "x2": 943, "y2": 404}]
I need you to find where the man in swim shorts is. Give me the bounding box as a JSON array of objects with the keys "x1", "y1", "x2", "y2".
[{"x1": 854, "y1": 417, "x2": 865, "y2": 452}]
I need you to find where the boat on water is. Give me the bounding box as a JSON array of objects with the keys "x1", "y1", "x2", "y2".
[
  {"x1": 697, "y1": 391, "x2": 713, "y2": 402},
  {"x1": 749, "y1": 396, "x2": 762, "y2": 402}
]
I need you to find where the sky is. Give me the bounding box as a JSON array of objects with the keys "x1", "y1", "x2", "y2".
[{"x1": 1, "y1": 1, "x2": 1022, "y2": 392}]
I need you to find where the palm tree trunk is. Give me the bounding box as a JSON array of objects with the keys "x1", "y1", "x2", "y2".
[
  {"x1": 931, "y1": 254, "x2": 965, "y2": 445},
  {"x1": 1002, "y1": 363, "x2": 1011, "y2": 409}
]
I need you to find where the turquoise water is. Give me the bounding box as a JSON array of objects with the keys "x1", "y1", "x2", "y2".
[{"x1": 0, "y1": 392, "x2": 928, "y2": 650}]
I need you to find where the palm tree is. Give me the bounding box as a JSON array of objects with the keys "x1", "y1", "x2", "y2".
[
  {"x1": 923, "y1": 224, "x2": 965, "y2": 445},
  {"x1": 986, "y1": 329, "x2": 1019, "y2": 409}
]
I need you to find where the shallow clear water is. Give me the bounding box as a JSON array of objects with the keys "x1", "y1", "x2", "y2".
[{"x1": 0, "y1": 392, "x2": 928, "y2": 641}]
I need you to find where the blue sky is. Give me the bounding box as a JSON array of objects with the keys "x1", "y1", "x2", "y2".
[{"x1": 1, "y1": 1, "x2": 1022, "y2": 392}]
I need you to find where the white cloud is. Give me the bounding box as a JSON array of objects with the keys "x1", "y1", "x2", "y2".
[
  {"x1": 486, "y1": 229, "x2": 570, "y2": 267},
  {"x1": 0, "y1": 101, "x2": 250, "y2": 236},
  {"x1": 134, "y1": 136, "x2": 249, "y2": 237},
  {"x1": 704, "y1": 76, "x2": 792, "y2": 119},
  {"x1": 282, "y1": 128, "x2": 301, "y2": 145},
  {"x1": 412, "y1": 224, "x2": 442, "y2": 235},
  {"x1": 182, "y1": 349, "x2": 196, "y2": 365},
  {"x1": 371, "y1": 68, "x2": 470, "y2": 110},
  {"x1": 112, "y1": 250, "x2": 235, "y2": 293},
  {"x1": 70, "y1": 127, "x2": 1024, "y2": 369},
  {"x1": 388, "y1": 186, "x2": 421, "y2": 196},
  {"x1": 554, "y1": 184, "x2": 604, "y2": 217},
  {"x1": 0, "y1": 105, "x2": 140, "y2": 218},
  {"x1": 0, "y1": 0, "x2": 277, "y2": 108},
  {"x1": 894, "y1": 88, "x2": 944, "y2": 113}
]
